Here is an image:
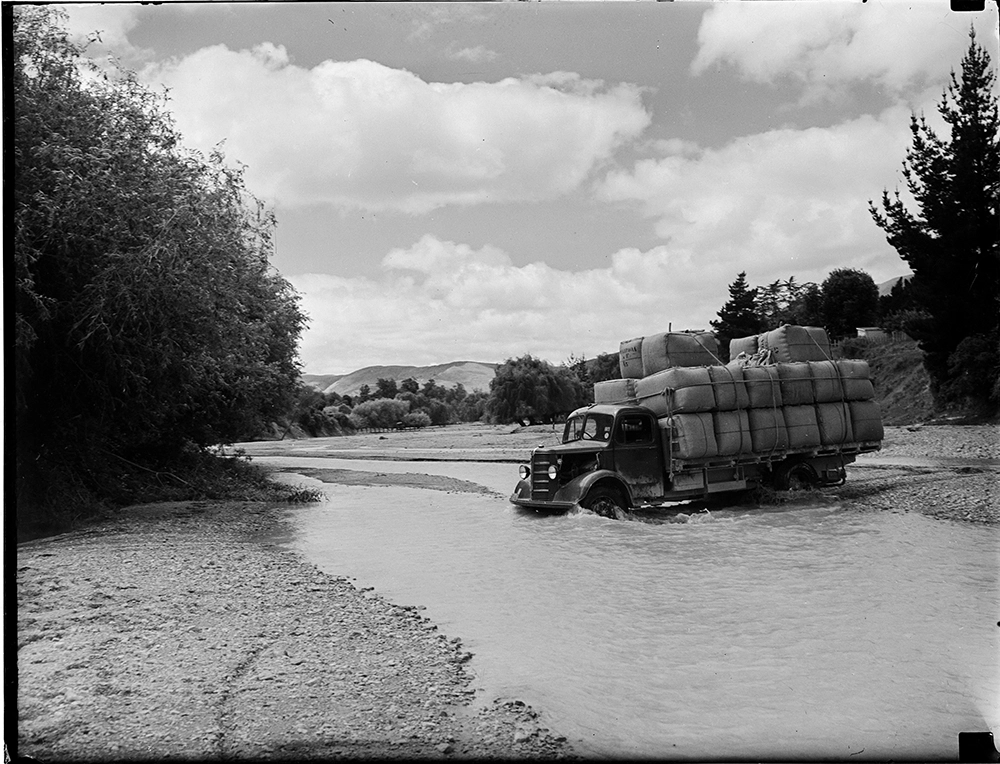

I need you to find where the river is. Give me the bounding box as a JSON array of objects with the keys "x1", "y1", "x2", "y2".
[{"x1": 263, "y1": 457, "x2": 999, "y2": 760}]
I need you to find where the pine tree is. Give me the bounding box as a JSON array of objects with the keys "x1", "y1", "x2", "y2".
[
  {"x1": 711, "y1": 271, "x2": 763, "y2": 361},
  {"x1": 870, "y1": 28, "x2": 999, "y2": 409}
]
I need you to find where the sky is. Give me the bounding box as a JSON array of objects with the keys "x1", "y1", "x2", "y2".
[{"x1": 60, "y1": 0, "x2": 999, "y2": 375}]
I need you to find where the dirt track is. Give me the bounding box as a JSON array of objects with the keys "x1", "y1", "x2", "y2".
[{"x1": 16, "y1": 422, "x2": 998, "y2": 761}]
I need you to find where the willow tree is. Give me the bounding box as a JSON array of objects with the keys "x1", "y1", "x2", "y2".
[
  {"x1": 14, "y1": 7, "x2": 306, "y2": 516},
  {"x1": 870, "y1": 28, "x2": 999, "y2": 409}
]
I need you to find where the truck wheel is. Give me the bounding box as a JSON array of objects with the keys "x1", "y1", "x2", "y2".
[
  {"x1": 582, "y1": 487, "x2": 627, "y2": 519},
  {"x1": 774, "y1": 462, "x2": 816, "y2": 492}
]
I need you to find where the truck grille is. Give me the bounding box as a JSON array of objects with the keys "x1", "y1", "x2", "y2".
[{"x1": 530, "y1": 452, "x2": 557, "y2": 501}]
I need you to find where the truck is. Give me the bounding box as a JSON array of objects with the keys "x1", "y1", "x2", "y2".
[
  {"x1": 509, "y1": 326, "x2": 884, "y2": 518},
  {"x1": 509, "y1": 401, "x2": 882, "y2": 518}
]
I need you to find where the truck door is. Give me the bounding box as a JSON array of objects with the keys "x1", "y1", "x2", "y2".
[{"x1": 613, "y1": 413, "x2": 663, "y2": 500}]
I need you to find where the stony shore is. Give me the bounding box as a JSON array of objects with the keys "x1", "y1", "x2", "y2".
[{"x1": 16, "y1": 423, "x2": 998, "y2": 760}]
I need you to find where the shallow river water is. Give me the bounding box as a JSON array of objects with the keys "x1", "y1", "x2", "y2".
[{"x1": 268, "y1": 457, "x2": 999, "y2": 760}]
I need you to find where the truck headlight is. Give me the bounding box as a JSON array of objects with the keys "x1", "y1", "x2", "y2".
[
  {"x1": 547, "y1": 464, "x2": 559, "y2": 480},
  {"x1": 519, "y1": 465, "x2": 530, "y2": 480}
]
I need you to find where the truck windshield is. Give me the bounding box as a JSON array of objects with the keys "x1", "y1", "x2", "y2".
[{"x1": 563, "y1": 413, "x2": 615, "y2": 443}]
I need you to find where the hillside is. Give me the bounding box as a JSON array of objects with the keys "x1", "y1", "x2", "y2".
[
  {"x1": 857, "y1": 339, "x2": 936, "y2": 425},
  {"x1": 303, "y1": 361, "x2": 497, "y2": 397}
]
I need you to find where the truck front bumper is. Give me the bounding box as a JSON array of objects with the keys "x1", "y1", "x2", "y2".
[
  {"x1": 508, "y1": 479, "x2": 577, "y2": 512},
  {"x1": 509, "y1": 495, "x2": 577, "y2": 512}
]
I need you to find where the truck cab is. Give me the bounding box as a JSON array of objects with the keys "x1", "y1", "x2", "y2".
[{"x1": 510, "y1": 404, "x2": 663, "y2": 517}]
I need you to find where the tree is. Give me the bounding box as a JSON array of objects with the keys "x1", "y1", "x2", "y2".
[
  {"x1": 400, "y1": 377, "x2": 420, "y2": 395},
  {"x1": 820, "y1": 268, "x2": 880, "y2": 340},
  {"x1": 590, "y1": 353, "x2": 621, "y2": 384},
  {"x1": 754, "y1": 277, "x2": 822, "y2": 331},
  {"x1": 711, "y1": 272, "x2": 763, "y2": 361},
  {"x1": 14, "y1": 8, "x2": 306, "y2": 516},
  {"x1": 485, "y1": 355, "x2": 585, "y2": 425},
  {"x1": 375, "y1": 377, "x2": 398, "y2": 400},
  {"x1": 870, "y1": 28, "x2": 999, "y2": 409},
  {"x1": 349, "y1": 398, "x2": 410, "y2": 429}
]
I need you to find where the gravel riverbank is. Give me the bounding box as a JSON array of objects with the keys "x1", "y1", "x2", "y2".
[
  {"x1": 16, "y1": 500, "x2": 573, "y2": 761},
  {"x1": 17, "y1": 423, "x2": 997, "y2": 760}
]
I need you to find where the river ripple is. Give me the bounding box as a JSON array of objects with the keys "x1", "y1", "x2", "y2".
[{"x1": 275, "y1": 459, "x2": 999, "y2": 760}]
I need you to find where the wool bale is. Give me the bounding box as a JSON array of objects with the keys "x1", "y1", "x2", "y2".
[
  {"x1": 816, "y1": 402, "x2": 854, "y2": 445},
  {"x1": 742, "y1": 365, "x2": 783, "y2": 408},
  {"x1": 728, "y1": 335, "x2": 759, "y2": 359},
  {"x1": 714, "y1": 410, "x2": 753, "y2": 456},
  {"x1": 784, "y1": 405, "x2": 822, "y2": 449},
  {"x1": 593, "y1": 378, "x2": 637, "y2": 405},
  {"x1": 641, "y1": 331, "x2": 720, "y2": 375},
  {"x1": 760, "y1": 324, "x2": 831, "y2": 363},
  {"x1": 777, "y1": 363, "x2": 815, "y2": 406},
  {"x1": 809, "y1": 360, "x2": 845, "y2": 403},
  {"x1": 619, "y1": 337, "x2": 645, "y2": 379},
  {"x1": 663, "y1": 413, "x2": 718, "y2": 461},
  {"x1": 635, "y1": 366, "x2": 715, "y2": 416},
  {"x1": 835, "y1": 359, "x2": 876, "y2": 401},
  {"x1": 748, "y1": 408, "x2": 790, "y2": 453},
  {"x1": 712, "y1": 364, "x2": 750, "y2": 410},
  {"x1": 849, "y1": 400, "x2": 884, "y2": 442}
]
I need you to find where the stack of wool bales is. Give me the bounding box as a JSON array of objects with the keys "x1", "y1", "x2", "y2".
[
  {"x1": 591, "y1": 326, "x2": 883, "y2": 462},
  {"x1": 729, "y1": 324, "x2": 831, "y2": 364}
]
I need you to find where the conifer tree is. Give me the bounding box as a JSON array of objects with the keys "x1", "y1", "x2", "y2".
[
  {"x1": 870, "y1": 28, "x2": 999, "y2": 409},
  {"x1": 711, "y1": 271, "x2": 763, "y2": 361}
]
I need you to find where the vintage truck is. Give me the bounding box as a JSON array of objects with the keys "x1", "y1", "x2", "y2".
[
  {"x1": 508, "y1": 332, "x2": 888, "y2": 519},
  {"x1": 509, "y1": 401, "x2": 883, "y2": 517}
]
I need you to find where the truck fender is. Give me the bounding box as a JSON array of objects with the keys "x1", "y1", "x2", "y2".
[{"x1": 555, "y1": 470, "x2": 634, "y2": 508}]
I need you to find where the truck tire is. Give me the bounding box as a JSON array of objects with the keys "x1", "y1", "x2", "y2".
[
  {"x1": 773, "y1": 461, "x2": 816, "y2": 492},
  {"x1": 582, "y1": 486, "x2": 628, "y2": 519}
]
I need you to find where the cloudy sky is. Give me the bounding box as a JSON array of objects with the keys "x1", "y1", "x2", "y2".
[{"x1": 62, "y1": 1, "x2": 997, "y2": 374}]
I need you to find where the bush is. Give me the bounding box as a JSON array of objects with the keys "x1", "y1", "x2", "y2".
[
  {"x1": 349, "y1": 398, "x2": 411, "y2": 429},
  {"x1": 401, "y1": 411, "x2": 432, "y2": 428}
]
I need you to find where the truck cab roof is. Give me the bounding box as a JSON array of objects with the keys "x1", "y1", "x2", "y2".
[{"x1": 567, "y1": 403, "x2": 655, "y2": 419}]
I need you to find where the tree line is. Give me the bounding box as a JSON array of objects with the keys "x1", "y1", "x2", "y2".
[{"x1": 290, "y1": 377, "x2": 490, "y2": 436}]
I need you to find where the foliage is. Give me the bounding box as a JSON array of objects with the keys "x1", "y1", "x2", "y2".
[
  {"x1": 940, "y1": 330, "x2": 1000, "y2": 408},
  {"x1": 711, "y1": 271, "x2": 763, "y2": 361},
  {"x1": 820, "y1": 268, "x2": 880, "y2": 340},
  {"x1": 349, "y1": 398, "x2": 411, "y2": 430},
  {"x1": 870, "y1": 28, "x2": 999, "y2": 410},
  {"x1": 401, "y1": 410, "x2": 432, "y2": 428},
  {"x1": 485, "y1": 355, "x2": 585, "y2": 425},
  {"x1": 567, "y1": 352, "x2": 621, "y2": 402},
  {"x1": 14, "y1": 7, "x2": 307, "y2": 524},
  {"x1": 374, "y1": 377, "x2": 399, "y2": 399},
  {"x1": 754, "y1": 278, "x2": 822, "y2": 330}
]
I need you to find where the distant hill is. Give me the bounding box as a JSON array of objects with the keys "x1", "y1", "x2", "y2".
[
  {"x1": 877, "y1": 274, "x2": 912, "y2": 297},
  {"x1": 302, "y1": 361, "x2": 498, "y2": 397}
]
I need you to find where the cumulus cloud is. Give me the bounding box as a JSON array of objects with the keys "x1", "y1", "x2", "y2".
[
  {"x1": 596, "y1": 107, "x2": 913, "y2": 289},
  {"x1": 692, "y1": 3, "x2": 990, "y2": 100},
  {"x1": 143, "y1": 49, "x2": 650, "y2": 212},
  {"x1": 61, "y1": 4, "x2": 149, "y2": 64},
  {"x1": 291, "y1": 235, "x2": 742, "y2": 373}
]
